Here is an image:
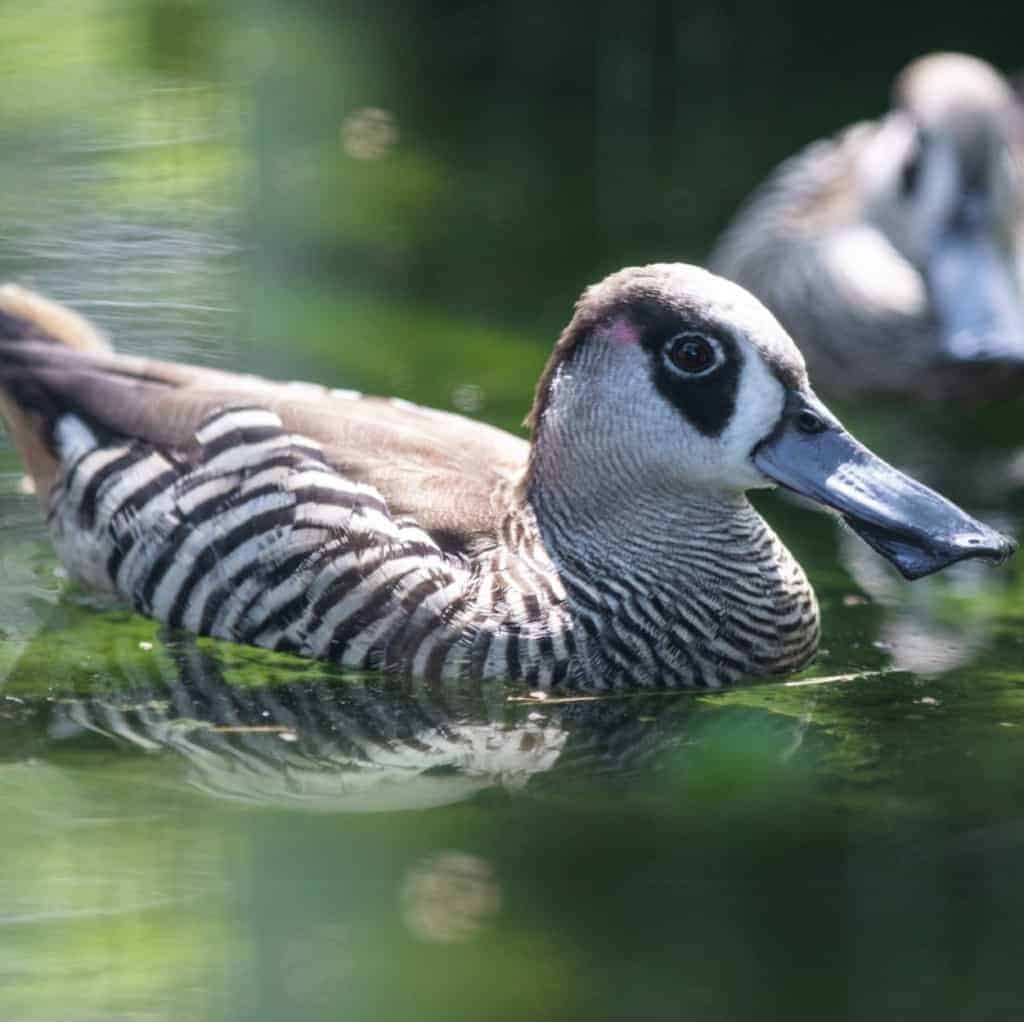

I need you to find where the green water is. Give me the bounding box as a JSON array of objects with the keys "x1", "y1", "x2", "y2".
[{"x1": 5, "y1": 3, "x2": 1024, "y2": 1020}]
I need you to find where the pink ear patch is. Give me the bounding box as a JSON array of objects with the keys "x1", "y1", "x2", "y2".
[{"x1": 606, "y1": 316, "x2": 639, "y2": 346}]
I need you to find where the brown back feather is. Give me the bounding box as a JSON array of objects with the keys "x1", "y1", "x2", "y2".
[{"x1": 1, "y1": 288, "x2": 527, "y2": 550}]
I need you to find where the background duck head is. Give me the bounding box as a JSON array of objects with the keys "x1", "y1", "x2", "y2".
[{"x1": 712, "y1": 52, "x2": 1024, "y2": 400}]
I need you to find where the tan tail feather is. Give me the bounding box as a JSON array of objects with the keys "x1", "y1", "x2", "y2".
[
  {"x1": 0, "y1": 390, "x2": 55, "y2": 502},
  {"x1": 0, "y1": 285, "x2": 111, "y2": 503},
  {"x1": 0, "y1": 283, "x2": 111, "y2": 353}
]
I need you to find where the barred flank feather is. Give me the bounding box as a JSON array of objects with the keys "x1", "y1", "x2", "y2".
[{"x1": 47, "y1": 405, "x2": 573, "y2": 684}]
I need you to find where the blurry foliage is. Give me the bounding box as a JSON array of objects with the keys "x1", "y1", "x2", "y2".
[
  {"x1": 140, "y1": 0, "x2": 217, "y2": 76},
  {"x1": 7, "y1": 0, "x2": 1024, "y2": 351},
  {"x1": 241, "y1": 284, "x2": 546, "y2": 429},
  {"x1": 221, "y1": 0, "x2": 1024, "y2": 333}
]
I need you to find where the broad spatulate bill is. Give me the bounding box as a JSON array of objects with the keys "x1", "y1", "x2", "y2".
[{"x1": 0, "y1": 267, "x2": 1014, "y2": 689}]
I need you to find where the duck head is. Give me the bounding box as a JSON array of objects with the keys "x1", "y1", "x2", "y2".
[
  {"x1": 859, "y1": 53, "x2": 1024, "y2": 383},
  {"x1": 527, "y1": 264, "x2": 1015, "y2": 579}
]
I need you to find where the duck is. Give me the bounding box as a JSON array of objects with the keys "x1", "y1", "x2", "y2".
[
  {"x1": 712, "y1": 52, "x2": 1024, "y2": 399},
  {"x1": 0, "y1": 264, "x2": 1014, "y2": 689}
]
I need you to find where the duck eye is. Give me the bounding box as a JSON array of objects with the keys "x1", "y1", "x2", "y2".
[
  {"x1": 797, "y1": 410, "x2": 827, "y2": 434},
  {"x1": 900, "y1": 152, "x2": 920, "y2": 197},
  {"x1": 665, "y1": 333, "x2": 720, "y2": 376},
  {"x1": 899, "y1": 130, "x2": 929, "y2": 199}
]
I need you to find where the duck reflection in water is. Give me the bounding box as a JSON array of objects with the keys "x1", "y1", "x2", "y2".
[{"x1": 8, "y1": 633, "x2": 753, "y2": 812}]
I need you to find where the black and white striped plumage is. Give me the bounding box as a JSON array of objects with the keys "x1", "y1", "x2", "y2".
[
  {"x1": 0, "y1": 264, "x2": 1008, "y2": 689},
  {"x1": 712, "y1": 52, "x2": 1024, "y2": 399},
  {"x1": 47, "y1": 400, "x2": 576, "y2": 687}
]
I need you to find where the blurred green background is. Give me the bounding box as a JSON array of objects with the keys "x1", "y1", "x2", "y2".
[{"x1": 4, "y1": 2, "x2": 1024, "y2": 1021}]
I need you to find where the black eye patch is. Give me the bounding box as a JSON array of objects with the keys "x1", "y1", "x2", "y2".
[
  {"x1": 595, "y1": 298, "x2": 744, "y2": 438},
  {"x1": 899, "y1": 128, "x2": 932, "y2": 199},
  {"x1": 647, "y1": 327, "x2": 743, "y2": 438},
  {"x1": 900, "y1": 150, "x2": 921, "y2": 197}
]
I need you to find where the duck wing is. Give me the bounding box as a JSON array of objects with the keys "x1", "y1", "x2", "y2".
[{"x1": 1, "y1": 297, "x2": 528, "y2": 555}]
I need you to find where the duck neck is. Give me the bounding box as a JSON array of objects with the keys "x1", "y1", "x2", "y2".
[
  {"x1": 520, "y1": 457, "x2": 820, "y2": 689},
  {"x1": 526, "y1": 464, "x2": 766, "y2": 596}
]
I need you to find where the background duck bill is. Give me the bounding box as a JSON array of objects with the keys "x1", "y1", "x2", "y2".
[
  {"x1": 753, "y1": 393, "x2": 1015, "y2": 580},
  {"x1": 929, "y1": 229, "x2": 1024, "y2": 368}
]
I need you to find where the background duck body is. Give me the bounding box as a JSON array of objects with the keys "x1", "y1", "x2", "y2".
[{"x1": 712, "y1": 53, "x2": 1024, "y2": 400}]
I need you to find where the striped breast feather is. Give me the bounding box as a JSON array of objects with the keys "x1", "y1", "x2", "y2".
[{"x1": 47, "y1": 404, "x2": 468, "y2": 670}]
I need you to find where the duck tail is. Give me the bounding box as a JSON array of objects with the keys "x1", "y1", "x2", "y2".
[
  {"x1": 0, "y1": 285, "x2": 111, "y2": 354},
  {"x1": 0, "y1": 285, "x2": 112, "y2": 501}
]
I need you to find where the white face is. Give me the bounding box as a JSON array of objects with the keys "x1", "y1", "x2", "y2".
[
  {"x1": 536, "y1": 265, "x2": 806, "y2": 496},
  {"x1": 859, "y1": 111, "x2": 1021, "y2": 267},
  {"x1": 859, "y1": 114, "x2": 957, "y2": 264},
  {"x1": 850, "y1": 104, "x2": 1024, "y2": 366}
]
